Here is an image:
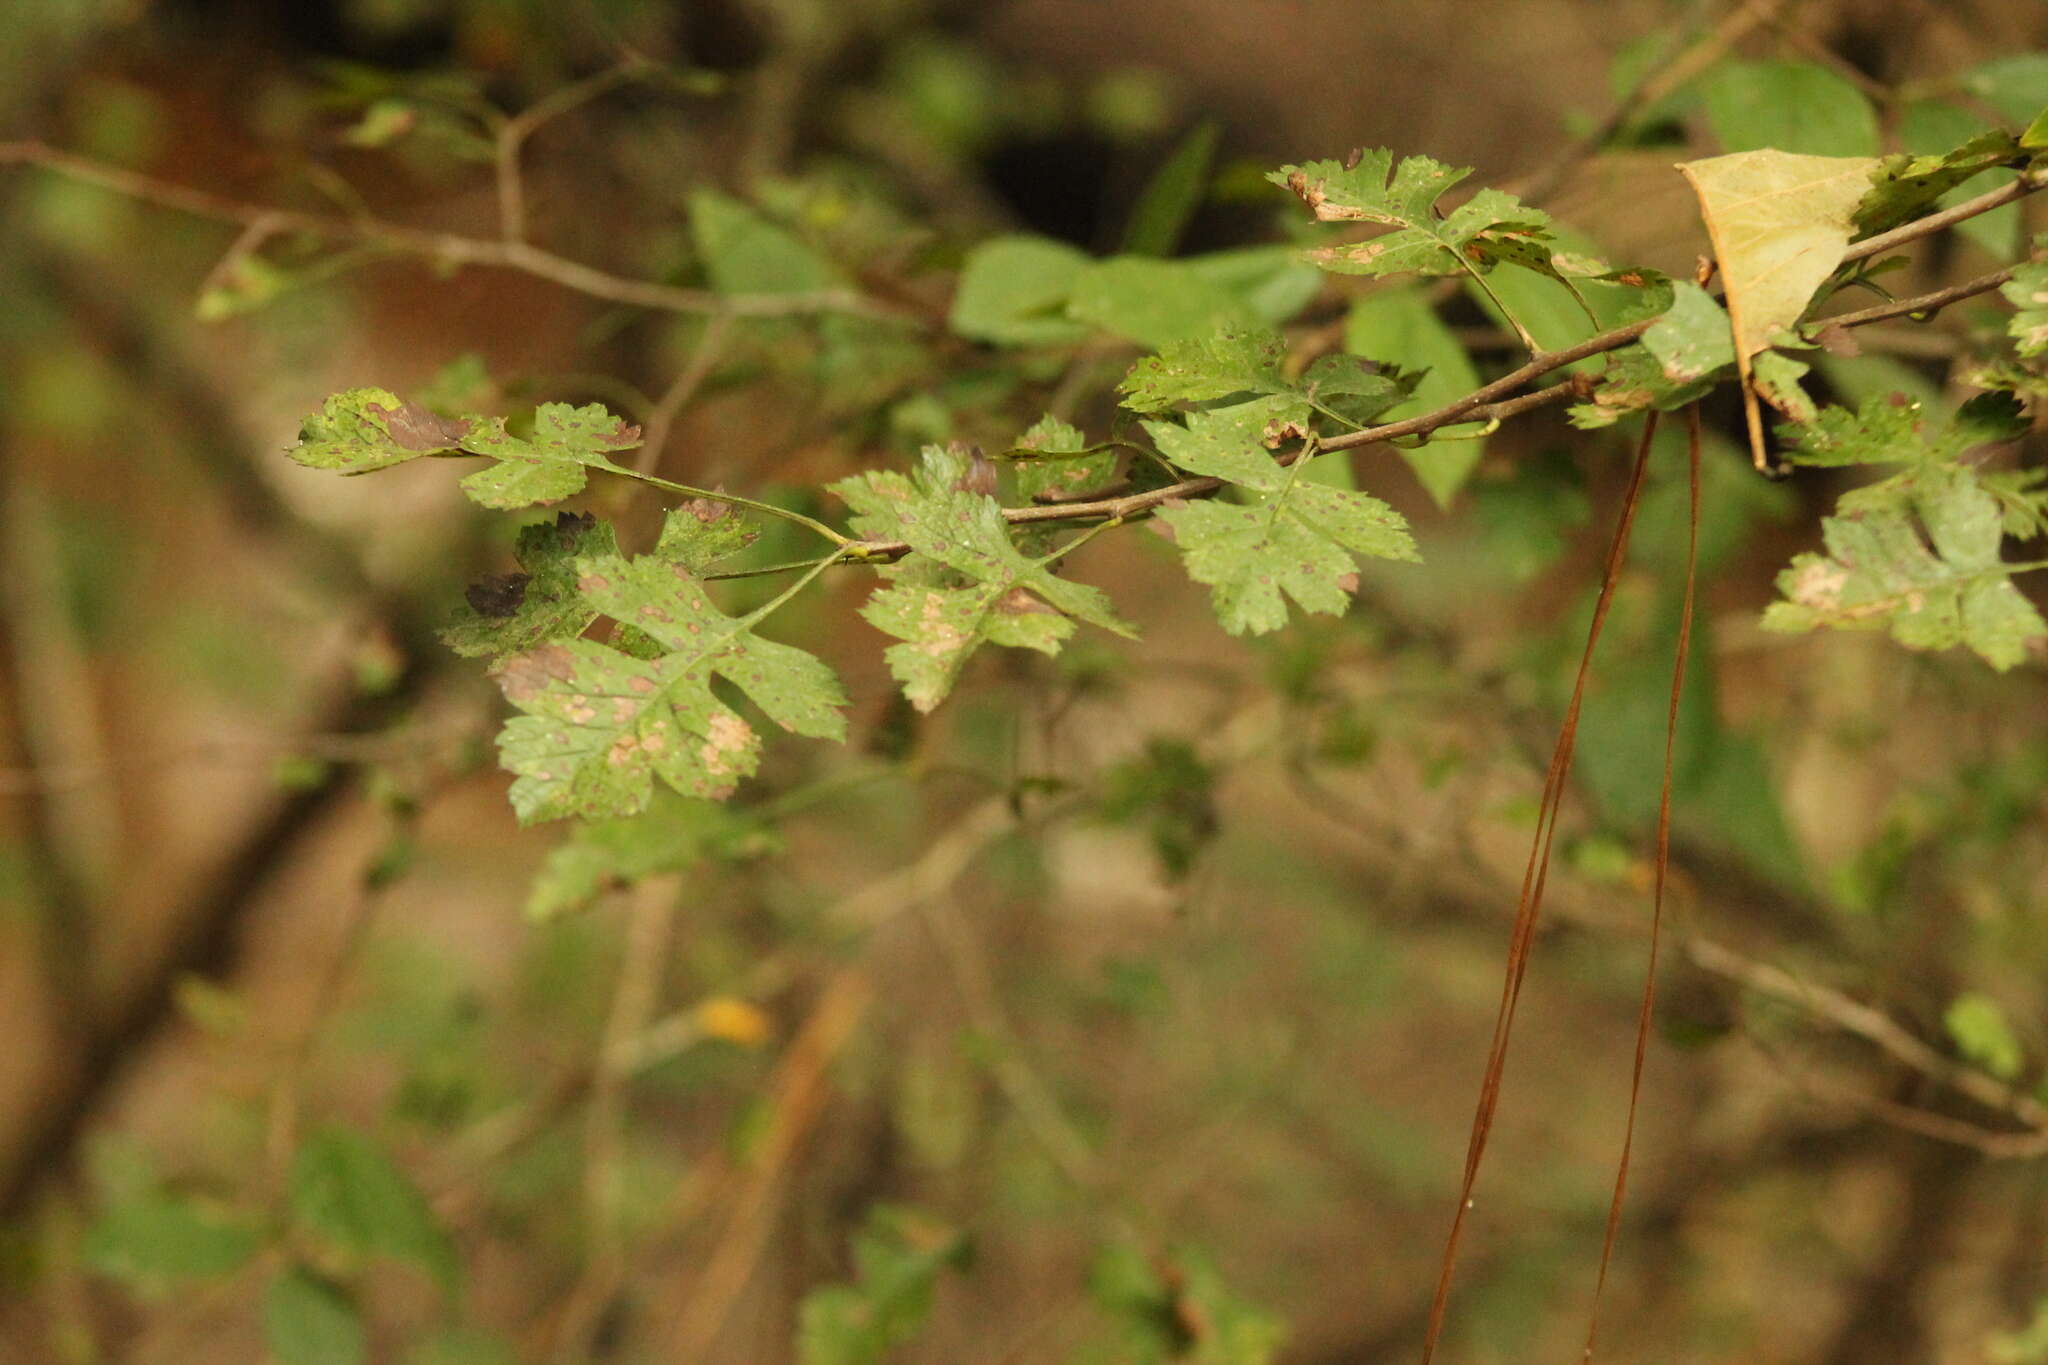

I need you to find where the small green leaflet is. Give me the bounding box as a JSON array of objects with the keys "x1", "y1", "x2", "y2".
[
  {"x1": 1782, "y1": 391, "x2": 2029, "y2": 467},
  {"x1": 1270, "y1": 150, "x2": 1553, "y2": 279},
  {"x1": 1009, "y1": 414, "x2": 1116, "y2": 501},
  {"x1": 1149, "y1": 399, "x2": 1417, "y2": 635},
  {"x1": 2005, "y1": 247, "x2": 2048, "y2": 358},
  {"x1": 455, "y1": 403, "x2": 642, "y2": 508},
  {"x1": 292, "y1": 387, "x2": 473, "y2": 473},
  {"x1": 85, "y1": 1191, "x2": 260, "y2": 1283},
  {"x1": 1571, "y1": 286, "x2": 1725, "y2": 428},
  {"x1": 289, "y1": 394, "x2": 642, "y2": 508},
  {"x1": 264, "y1": 1267, "x2": 366, "y2": 1365},
  {"x1": 1764, "y1": 465, "x2": 2047, "y2": 670},
  {"x1": 832, "y1": 445, "x2": 1134, "y2": 712},
  {"x1": 1852, "y1": 128, "x2": 2021, "y2": 237},
  {"x1": 442, "y1": 512, "x2": 620, "y2": 659},
  {"x1": 490, "y1": 550, "x2": 847, "y2": 822},
  {"x1": 1119, "y1": 328, "x2": 1413, "y2": 433},
  {"x1": 1944, "y1": 991, "x2": 2026, "y2": 1080}
]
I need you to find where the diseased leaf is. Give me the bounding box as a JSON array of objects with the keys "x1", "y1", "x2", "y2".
[
  {"x1": 1009, "y1": 414, "x2": 1116, "y2": 501},
  {"x1": 949, "y1": 236, "x2": 1092, "y2": 346},
  {"x1": 491, "y1": 550, "x2": 848, "y2": 821},
  {"x1": 1679, "y1": 149, "x2": 1879, "y2": 467},
  {"x1": 291, "y1": 388, "x2": 472, "y2": 474},
  {"x1": 1149, "y1": 402, "x2": 1417, "y2": 635},
  {"x1": 1752, "y1": 350, "x2": 1818, "y2": 423},
  {"x1": 1271, "y1": 150, "x2": 1553, "y2": 280},
  {"x1": 455, "y1": 403, "x2": 642, "y2": 509},
  {"x1": 442, "y1": 512, "x2": 619, "y2": 659},
  {"x1": 1764, "y1": 465, "x2": 2047, "y2": 670},
  {"x1": 653, "y1": 498, "x2": 760, "y2": 572},
  {"x1": 1701, "y1": 61, "x2": 1879, "y2": 158},
  {"x1": 1119, "y1": 328, "x2": 1287, "y2": 410},
  {"x1": 832, "y1": 445, "x2": 1133, "y2": 711},
  {"x1": 1641, "y1": 281, "x2": 1736, "y2": 382}
]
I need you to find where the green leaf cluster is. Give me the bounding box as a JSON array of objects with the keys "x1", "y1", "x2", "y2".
[{"x1": 1268, "y1": 150, "x2": 1552, "y2": 279}]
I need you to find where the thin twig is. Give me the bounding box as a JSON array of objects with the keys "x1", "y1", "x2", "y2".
[
  {"x1": 0, "y1": 140, "x2": 904, "y2": 322},
  {"x1": 496, "y1": 60, "x2": 655, "y2": 245},
  {"x1": 635, "y1": 312, "x2": 734, "y2": 477}
]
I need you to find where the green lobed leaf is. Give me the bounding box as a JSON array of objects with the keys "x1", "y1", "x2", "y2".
[
  {"x1": 2005, "y1": 249, "x2": 2048, "y2": 358},
  {"x1": 289, "y1": 1127, "x2": 457, "y2": 1292},
  {"x1": 1572, "y1": 284, "x2": 1729, "y2": 428},
  {"x1": 1853, "y1": 126, "x2": 2021, "y2": 238},
  {"x1": 832, "y1": 445, "x2": 1134, "y2": 711},
  {"x1": 1764, "y1": 465, "x2": 2048, "y2": 670},
  {"x1": 797, "y1": 1205, "x2": 971, "y2": 1365},
  {"x1": 84, "y1": 1191, "x2": 260, "y2": 1284},
  {"x1": 1945, "y1": 991, "x2": 2026, "y2": 1080},
  {"x1": 1009, "y1": 414, "x2": 1117, "y2": 501},
  {"x1": 491, "y1": 550, "x2": 848, "y2": 820},
  {"x1": 454, "y1": 402, "x2": 642, "y2": 509},
  {"x1": 1700, "y1": 60, "x2": 1880, "y2": 158},
  {"x1": 441, "y1": 512, "x2": 620, "y2": 659},
  {"x1": 1271, "y1": 150, "x2": 1553, "y2": 280},
  {"x1": 1119, "y1": 328, "x2": 1287, "y2": 410},
  {"x1": 1149, "y1": 400, "x2": 1417, "y2": 635},
  {"x1": 290, "y1": 387, "x2": 474, "y2": 474},
  {"x1": 264, "y1": 1267, "x2": 366, "y2": 1365},
  {"x1": 1782, "y1": 391, "x2": 2028, "y2": 467}
]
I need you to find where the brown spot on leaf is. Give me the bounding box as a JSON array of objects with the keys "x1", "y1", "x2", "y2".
[
  {"x1": 684, "y1": 496, "x2": 732, "y2": 523},
  {"x1": 490, "y1": 644, "x2": 577, "y2": 701},
  {"x1": 699, "y1": 711, "x2": 753, "y2": 777},
  {"x1": 372, "y1": 401, "x2": 472, "y2": 451},
  {"x1": 465, "y1": 572, "x2": 530, "y2": 618}
]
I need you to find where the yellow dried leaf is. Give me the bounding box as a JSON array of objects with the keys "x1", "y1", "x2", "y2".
[{"x1": 1678, "y1": 149, "x2": 1877, "y2": 469}]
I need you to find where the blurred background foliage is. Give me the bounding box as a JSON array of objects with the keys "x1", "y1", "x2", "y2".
[{"x1": 2, "y1": 0, "x2": 2048, "y2": 1362}]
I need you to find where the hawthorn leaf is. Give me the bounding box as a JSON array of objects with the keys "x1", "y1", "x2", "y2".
[
  {"x1": 1009, "y1": 414, "x2": 1116, "y2": 501},
  {"x1": 654, "y1": 498, "x2": 760, "y2": 571},
  {"x1": 291, "y1": 388, "x2": 472, "y2": 474},
  {"x1": 1271, "y1": 151, "x2": 1553, "y2": 280},
  {"x1": 441, "y1": 512, "x2": 619, "y2": 659},
  {"x1": 832, "y1": 445, "x2": 1133, "y2": 711},
  {"x1": 1783, "y1": 392, "x2": 2026, "y2": 467},
  {"x1": 1678, "y1": 149, "x2": 1879, "y2": 467},
  {"x1": 489, "y1": 553, "x2": 847, "y2": 821},
  {"x1": 1119, "y1": 328, "x2": 1286, "y2": 410},
  {"x1": 1764, "y1": 467, "x2": 2047, "y2": 669},
  {"x1": 455, "y1": 403, "x2": 642, "y2": 509},
  {"x1": 1641, "y1": 282, "x2": 1736, "y2": 382},
  {"x1": 949, "y1": 236, "x2": 1091, "y2": 346},
  {"x1": 1752, "y1": 350, "x2": 1818, "y2": 423},
  {"x1": 2004, "y1": 252, "x2": 2048, "y2": 358},
  {"x1": 1853, "y1": 126, "x2": 2020, "y2": 237},
  {"x1": 1148, "y1": 402, "x2": 1417, "y2": 635}
]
